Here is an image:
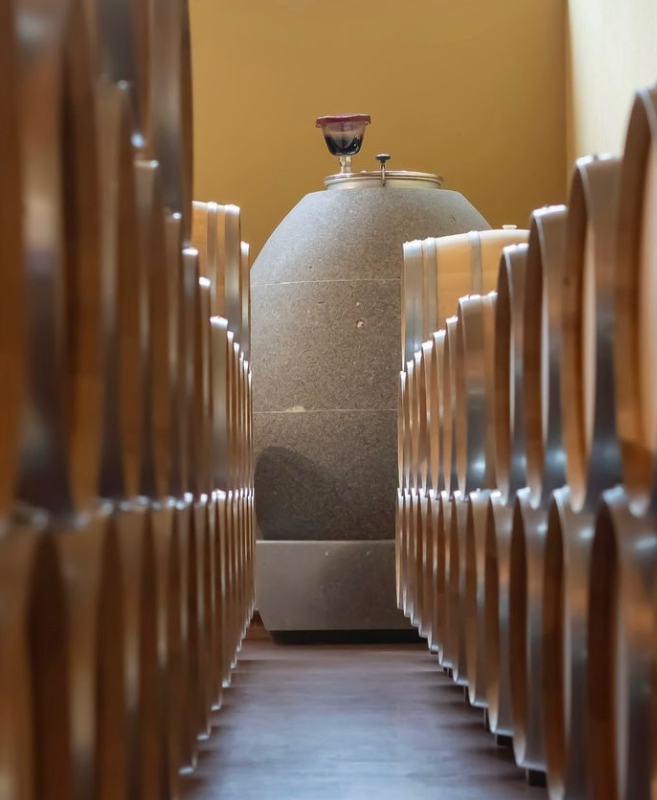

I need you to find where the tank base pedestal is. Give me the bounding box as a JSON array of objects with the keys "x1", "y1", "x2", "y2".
[{"x1": 256, "y1": 540, "x2": 411, "y2": 631}]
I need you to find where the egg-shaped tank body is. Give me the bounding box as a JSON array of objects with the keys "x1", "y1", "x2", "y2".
[{"x1": 252, "y1": 182, "x2": 489, "y2": 631}]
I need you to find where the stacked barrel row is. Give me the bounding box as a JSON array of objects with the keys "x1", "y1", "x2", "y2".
[
  {"x1": 1, "y1": 1, "x2": 253, "y2": 799},
  {"x1": 397, "y1": 83, "x2": 657, "y2": 799}
]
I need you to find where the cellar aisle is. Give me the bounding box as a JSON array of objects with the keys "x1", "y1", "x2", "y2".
[{"x1": 182, "y1": 635, "x2": 543, "y2": 800}]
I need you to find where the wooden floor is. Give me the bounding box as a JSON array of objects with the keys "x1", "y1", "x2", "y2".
[{"x1": 182, "y1": 635, "x2": 545, "y2": 800}]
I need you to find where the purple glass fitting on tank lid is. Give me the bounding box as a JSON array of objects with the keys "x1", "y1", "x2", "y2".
[{"x1": 316, "y1": 114, "x2": 371, "y2": 171}]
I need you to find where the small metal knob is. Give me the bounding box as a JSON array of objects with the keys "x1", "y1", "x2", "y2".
[{"x1": 376, "y1": 153, "x2": 391, "y2": 186}]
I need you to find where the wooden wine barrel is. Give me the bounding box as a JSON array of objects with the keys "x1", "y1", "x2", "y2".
[
  {"x1": 397, "y1": 372, "x2": 407, "y2": 492},
  {"x1": 86, "y1": 0, "x2": 157, "y2": 153},
  {"x1": 173, "y1": 499, "x2": 196, "y2": 770},
  {"x1": 410, "y1": 491, "x2": 424, "y2": 630},
  {"x1": 494, "y1": 244, "x2": 529, "y2": 501},
  {"x1": 405, "y1": 359, "x2": 417, "y2": 493},
  {"x1": 421, "y1": 491, "x2": 438, "y2": 650},
  {"x1": 434, "y1": 492, "x2": 450, "y2": 665},
  {"x1": 454, "y1": 295, "x2": 495, "y2": 695},
  {"x1": 57, "y1": 510, "x2": 128, "y2": 800},
  {"x1": 179, "y1": 247, "x2": 211, "y2": 747},
  {"x1": 151, "y1": 0, "x2": 194, "y2": 241},
  {"x1": 587, "y1": 487, "x2": 657, "y2": 800},
  {"x1": 395, "y1": 488, "x2": 404, "y2": 609},
  {"x1": 219, "y1": 493, "x2": 233, "y2": 684},
  {"x1": 400, "y1": 491, "x2": 412, "y2": 618},
  {"x1": 425, "y1": 492, "x2": 441, "y2": 654},
  {"x1": 12, "y1": 8, "x2": 129, "y2": 796},
  {"x1": 481, "y1": 293, "x2": 498, "y2": 489},
  {"x1": 421, "y1": 237, "x2": 439, "y2": 341},
  {"x1": 506, "y1": 207, "x2": 569, "y2": 786},
  {"x1": 137, "y1": 163, "x2": 175, "y2": 500},
  {"x1": 523, "y1": 206, "x2": 568, "y2": 504},
  {"x1": 218, "y1": 491, "x2": 236, "y2": 687},
  {"x1": 447, "y1": 494, "x2": 469, "y2": 686},
  {"x1": 562, "y1": 156, "x2": 622, "y2": 512},
  {"x1": 427, "y1": 332, "x2": 445, "y2": 494},
  {"x1": 509, "y1": 493, "x2": 548, "y2": 779},
  {"x1": 410, "y1": 491, "x2": 422, "y2": 626},
  {"x1": 455, "y1": 295, "x2": 494, "y2": 494},
  {"x1": 189, "y1": 496, "x2": 211, "y2": 741},
  {"x1": 528, "y1": 188, "x2": 609, "y2": 797},
  {"x1": 210, "y1": 318, "x2": 234, "y2": 694},
  {"x1": 160, "y1": 213, "x2": 186, "y2": 499},
  {"x1": 190, "y1": 267, "x2": 213, "y2": 739},
  {"x1": 417, "y1": 491, "x2": 431, "y2": 639},
  {"x1": 404, "y1": 491, "x2": 418, "y2": 624},
  {"x1": 222, "y1": 206, "x2": 244, "y2": 342},
  {"x1": 240, "y1": 357, "x2": 250, "y2": 488},
  {"x1": 541, "y1": 486, "x2": 595, "y2": 800},
  {"x1": 192, "y1": 202, "x2": 218, "y2": 297},
  {"x1": 212, "y1": 489, "x2": 228, "y2": 695},
  {"x1": 182, "y1": 247, "x2": 201, "y2": 494},
  {"x1": 226, "y1": 338, "x2": 237, "y2": 491},
  {"x1": 465, "y1": 489, "x2": 491, "y2": 708},
  {"x1": 485, "y1": 245, "x2": 528, "y2": 739},
  {"x1": 95, "y1": 85, "x2": 145, "y2": 500},
  {"x1": 150, "y1": 500, "x2": 182, "y2": 799},
  {"x1": 198, "y1": 279, "x2": 219, "y2": 715},
  {"x1": 401, "y1": 490, "x2": 413, "y2": 619},
  {"x1": 236, "y1": 365, "x2": 248, "y2": 632},
  {"x1": 412, "y1": 493, "x2": 428, "y2": 633},
  {"x1": 211, "y1": 317, "x2": 231, "y2": 491},
  {"x1": 50, "y1": 10, "x2": 132, "y2": 794},
  {"x1": 403, "y1": 364, "x2": 414, "y2": 492},
  {"x1": 96, "y1": 92, "x2": 170, "y2": 792},
  {"x1": 11, "y1": 0, "x2": 81, "y2": 514},
  {"x1": 0, "y1": 531, "x2": 72, "y2": 800},
  {"x1": 230, "y1": 340, "x2": 244, "y2": 490},
  {"x1": 226, "y1": 354, "x2": 241, "y2": 655},
  {"x1": 614, "y1": 84, "x2": 657, "y2": 512},
  {"x1": 198, "y1": 272, "x2": 221, "y2": 717},
  {"x1": 401, "y1": 240, "x2": 424, "y2": 366},
  {"x1": 408, "y1": 356, "x2": 422, "y2": 492},
  {"x1": 414, "y1": 350, "x2": 429, "y2": 493},
  {"x1": 115, "y1": 505, "x2": 162, "y2": 797},
  {"x1": 444, "y1": 493, "x2": 460, "y2": 668},
  {"x1": 419, "y1": 342, "x2": 434, "y2": 492},
  {"x1": 61, "y1": 0, "x2": 109, "y2": 512},
  {"x1": 442, "y1": 317, "x2": 459, "y2": 494},
  {"x1": 485, "y1": 491, "x2": 515, "y2": 737},
  {"x1": 396, "y1": 488, "x2": 405, "y2": 612},
  {"x1": 228, "y1": 490, "x2": 242, "y2": 670}
]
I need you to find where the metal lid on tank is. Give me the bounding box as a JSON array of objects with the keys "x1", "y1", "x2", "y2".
[
  {"x1": 316, "y1": 114, "x2": 442, "y2": 190},
  {"x1": 324, "y1": 165, "x2": 443, "y2": 190}
]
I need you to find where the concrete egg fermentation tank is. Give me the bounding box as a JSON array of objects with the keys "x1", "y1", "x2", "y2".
[{"x1": 253, "y1": 114, "x2": 489, "y2": 632}]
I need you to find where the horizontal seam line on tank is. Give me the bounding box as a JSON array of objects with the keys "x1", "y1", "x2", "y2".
[
  {"x1": 251, "y1": 278, "x2": 400, "y2": 288},
  {"x1": 254, "y1": 408, "x2": 396, "y2": 414}
]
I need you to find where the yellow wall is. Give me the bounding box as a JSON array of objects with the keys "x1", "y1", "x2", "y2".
[
  {"x1": 190, "y1": 0, "x2": 566, "y2": 257},
  {"x1": 566, "y1": 0, "x2": 657, "y2": 165}
]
